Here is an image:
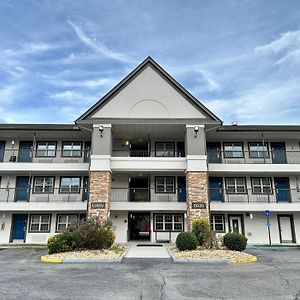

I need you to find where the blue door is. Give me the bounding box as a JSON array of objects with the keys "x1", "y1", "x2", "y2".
[
  {"x1": 15, "y1": 176, "x2": 30, "y2": 201},
  {"x1": 177, "y1": 176, "x2": 186, "y2": 202},
  {"x1": 271, "y1": 143, "x2": 286, "y2": 164},
  {"x1": 12, "y1": 215, "x2": 27, "y2": 240},
  {"x1": 0, "y1": 141, "x2": 5, "y2": 162},
  {"x1": 275, "y1": 178, "x2": 290, "y2": 202},
  {"x1": 207, "y1": 143, "x2": 221, "y2": 163},
  {"x1": 209, "y1": 177, "x2": 223, "y2": 201},
  {"x1": 18, "y1": 141, "x2": 33, "y2": 162}
]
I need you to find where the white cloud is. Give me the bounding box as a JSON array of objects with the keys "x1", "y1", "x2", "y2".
[
  {"x1": 255, "y1": 29, "x2": 300, "y2": 66},
  {"x1": 67, "y1": 20, "x2": 135, "y2": 63},
  {"x1": 49, "y1": 90, "x2": 96, "y2": 104}
]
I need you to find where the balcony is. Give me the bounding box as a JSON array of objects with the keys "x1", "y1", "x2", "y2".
[
  {"x1": 207, "y1": 150, "x2": 300, "y2": 164},
  {"x1": 0, "y1": 188, "x2": 88, "y2": 202},
  {"x1": 209, "y1": 188, "x2": 300, "y2": 203},
  {"x1": 111, "y1": 149, "x2": 185, "y2": 158}
]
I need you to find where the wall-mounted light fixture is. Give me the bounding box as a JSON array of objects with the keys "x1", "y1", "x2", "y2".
[
  {"x1": 194, "y1": 126, "x2": 199, "y2": 137},
  {"x1": 99, "y1": 125, "x2": 104, "y2": 137}
]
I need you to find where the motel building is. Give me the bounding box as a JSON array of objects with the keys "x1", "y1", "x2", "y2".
[{"x1": 1, "y1": 56, "x2": 300, "y2": 245}]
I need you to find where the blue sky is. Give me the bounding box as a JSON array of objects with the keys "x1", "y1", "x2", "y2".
[{"x1": 1, "y1": 0, "x2": 300, "y2": 124}]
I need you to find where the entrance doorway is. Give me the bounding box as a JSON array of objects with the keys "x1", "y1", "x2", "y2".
[
  {"x1": 278, "y1": 215, "x2": 296, "y2": 243},
  {"x1": 128, "y1": 212, "x2": 151, "y2": 241},
  {"x1": 228, "y1": 215, "x2": 244, "y2": 235}
]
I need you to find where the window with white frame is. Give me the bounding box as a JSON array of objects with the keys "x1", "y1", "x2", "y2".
[
  {"x1": 33, "y1": 177, "x2": 55, "y2": 193},
  {"x1": 60, "y1": 177, "x2": 81, "y2": 193},
  {"x1": 251, "y1": 177, "x2": 272, "y2": 194},
  {"x1": 223, "y1": 142, "x2": 243, "y2": 158},
  {"x1": 225, "y1": 178, "x2": 246, "y2": 194},
  {"x1": 154, "y1": 214, "x2": 184, "y2": 231},
  {"x1": 155, "y1": 142, "x2": 175, "y2": 157},
  {"x1": 249, "y1": 142, "x2": 269, "y2": 158},
  {"x1": 29, "y1": 215, "x2": 51, "y2": 232},
  {"x1": 62, "y1": 142, "x2": 82, "y2": 157},
  {"x1": 155, "y1": 176, "x2": 175, "y2": 193},
  {"x1": 36, "y1": 142, "x2": 56, "y2": 157},
  {"x1": 210, "y1": 215, "x2": 225, "y2": 232},
  {"x1": 56, "y1": 214, "x2": 78, "y2": 232}
]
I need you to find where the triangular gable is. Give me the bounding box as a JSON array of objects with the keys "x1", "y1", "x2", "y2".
[{"x1": 76, "y1": 57, "x2": 222, "y2": 123}]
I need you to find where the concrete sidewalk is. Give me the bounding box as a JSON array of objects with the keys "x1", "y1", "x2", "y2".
[{"x1": 124, "y1": 243, "x2": 171, "y2": 259}]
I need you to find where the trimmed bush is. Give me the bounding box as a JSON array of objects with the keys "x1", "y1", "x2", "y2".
[
  {"x1": 192, "y1": 219, "x2": 211, "y2": 247},
  {"x1": 47, "y1": 218, "x2": 115, "y2": 254},
  {"x1": 48, "y1": 234, "x2": 72, "y2": 254},
  {"x1": 176, "y1": 232, "x2": 199, "y2": 251},
  {"x1": 223, "y1": 232, "x2": 248, "y2": 251}
]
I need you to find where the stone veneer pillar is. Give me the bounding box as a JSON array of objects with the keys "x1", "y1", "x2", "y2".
[
  {"x1": 186, "y1": 171, "x2": 209, "y2": 230},
  {"x1": 87, "y1": 171, "x2": 111, "y2": 223}
]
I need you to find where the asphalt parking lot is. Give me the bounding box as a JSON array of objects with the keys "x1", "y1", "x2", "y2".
[{"x1": 0, "y1": 247, "x2": 300, "y2": 300}]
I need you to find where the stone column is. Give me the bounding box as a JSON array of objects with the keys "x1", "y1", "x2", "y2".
[
  {"x1": 87, "y1": 171, "x2": 111, "y2": 223},
  {"x1": 186, "y1": 171, "x2": 209, "y2": 230}
]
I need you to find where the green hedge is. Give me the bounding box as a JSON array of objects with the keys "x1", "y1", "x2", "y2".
[
  {"x1": 223, "y1": 232, "x2": 247, "y2": 251},
  {"x1": 192, "y1": 219, "x2": 211, "y2": 247},
  {"x1": 176, "y1": 232, "x2": 199, "y2": 251}
]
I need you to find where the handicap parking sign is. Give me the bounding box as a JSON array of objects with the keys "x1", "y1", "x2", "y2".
[{"x1": 264, "y1": 210, "x2": 270, "y2": 217}]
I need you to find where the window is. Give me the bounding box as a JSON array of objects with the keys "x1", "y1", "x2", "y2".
[
  {"x1": 56, "y1": 214, "x2": 78, "y2": 232},
  {"x1": 36, "y1": 142, "x2": 56, "y2": 157},
  {"x1": 225, "y1": 178, "x2": 246, "y2": 194},
  {"x1": 155, "y1": 142, "x2": 175, "y2": 157},
  {"x1": 29, "y1": 215, "x2": 51, "y2": 232},
  {"x1": 223, "y1": 143, "x2": 243, "y2": 158},
  {"x1": 249, "y1": 142, "x2": 269, "y2": 158},
  {"x1": 33, "y1": 177, "x2": 55, "y2": 193},
  {"x1": 62, "y1": 142, "x2": 82, "y2": 157},
  {"x1": 0, "y1": 141, "x2": 5, "y2": 162},
  {"x1": 60, "y1": 177, "x2": 81, "y2": 193},
  {"x1": 154, "y1": 214, "x2": 184, "y2": 231},
  {"x1": 155, "y1": 176, "x2": 175, "y2": 193},
  {"x1": 251, "y1": 177, "x2": 272, "y2": 194},
  {"x1": 211, "y1": 215, "x2": 225, "y2": 232}
]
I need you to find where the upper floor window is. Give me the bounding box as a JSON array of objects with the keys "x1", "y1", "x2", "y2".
[
  {"x1": 223, "y1": 143, "x2": 243, "y2": 158},
  {"x1": 60, "y1": 177, "x2": 81, "y2": 193},
  {"x1": 155, "y1": 176, "x2": 175, "y2": 193},
  {"x1": 225, "y1": 178, "x2": 246, "y2": 194},
  {"x1": 62, "y1": 142, "x2": 82, "y2": 157},
  {"x1": 154, "y1": 214, "x2": 183, "y2": 231},
  {"x1": 36, "y1": 142, "x2": 56, "y2": 157},
  {"x1": 33, "y1": 177, "x2": 55, "y2": 193},
  {"x1": 249, "y1": 142, "x2": 269, "y2": 158},
  {"x1": 155, "y1": 142, "x2": 175, "y2": 157},
  {"x1": 251, "y1": 177, "x2": 272, "y2": 194},
  {"x1": 29, "y1": 215, "x2": 51, "y2": 232},
  {"x1": 210, "y1": 215, "x2": 225, "y2": 232},
  {"x1": 0, "y1": 141, "x2": 5, "y2": 162},
  {"x1": 56, "y1": 214, "x2": 78, "y2": 232}
]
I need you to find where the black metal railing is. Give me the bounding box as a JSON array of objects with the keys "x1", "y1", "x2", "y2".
[
  {"x1": 0, "y1": 187, "x2": 88, "y2": 202},
  {"x1": 207, "y1": 150, "x2": 300, "y2": 164},
  {"x1": 111, "y1": 150, "x2": 185, "y2": 158},
  {"x1": 0, "y1": 149, "x2": 91, "y2": 163},
  {"x1": 111, "y1": 188, "x2": 187, "y2": 202},
  {"x1": 208, "y1": 188, "x2": 300, "y2": 203}
]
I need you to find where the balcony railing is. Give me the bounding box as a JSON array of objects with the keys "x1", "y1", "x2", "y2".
[
  {"x1": 207, "y1": 150, "x2": 300, "y2": 164},
  {"x1": 0, "y1": 149, "x2": 90, "y2": 163},
  {"x1": 0, "y1": 188, "x2": 88, "y2": 202},
  {"x1": 111, "y1": 188, "x2": 187, "y2": 202},
  {"x1": 111, "y1": 150, "x2": 185, "y2": 158},
  {"x1": 209, "y1": 188, "x2": 300, "y2": 203}
]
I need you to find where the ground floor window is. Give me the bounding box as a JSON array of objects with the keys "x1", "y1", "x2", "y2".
[
  {"x1": 210, "y1": 214, "x2": 225, "y2": 232},
  {"x1": 154, "y1": 214, "x2": 184, "y2": 231},
  {"x1": 56, "y1": 214, "x2": 78, "y2": 232},
  {"x1": 29, "y1": 215, "x2": 51, "y2": 232}
]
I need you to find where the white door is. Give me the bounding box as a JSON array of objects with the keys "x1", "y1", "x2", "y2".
[
  {"x1": 279, "y1": 216, "x2": 294, "y2": 243},
  {"x1": 229, "y1": 216, "x2": 242, "y2": 234}
]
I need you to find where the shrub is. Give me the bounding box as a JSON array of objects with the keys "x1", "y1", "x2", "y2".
[
  {"x1": 176, "y1": 232, "x2": 199, "y2": 251},
  {"x1": 223, "y1": 232, "x2": 248, "y2": 251},
  {"x1": 48, "y1": 234, "x2": 72, "y2": 254},
  {"x1": 192, "y1": 219, "x2": 211, "y2": 247}
]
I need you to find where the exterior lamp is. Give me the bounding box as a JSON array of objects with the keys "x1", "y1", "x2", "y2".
[
  {"x1": 194, "y1": 126, "x2": 199, "y2": 137},
  {"x1": 99, "y1": 125, "x2": 104, "y2": 137}
]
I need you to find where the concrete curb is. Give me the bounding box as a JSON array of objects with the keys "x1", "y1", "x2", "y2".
[
  {"x1": 231, "y1": 256, "x2": 257, "y2": 263},
  {"x1": 40, "y1": 256, "x2": 63, "y2": 264}
]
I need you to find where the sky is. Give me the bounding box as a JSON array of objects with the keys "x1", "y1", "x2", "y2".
[{"x1": 0, "y1": 0, "x2": 300, "y2": 125}]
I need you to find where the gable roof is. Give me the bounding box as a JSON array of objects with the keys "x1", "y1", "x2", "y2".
[{"x1": 76, "y1": 56, "x2": 222, "y2": 123}]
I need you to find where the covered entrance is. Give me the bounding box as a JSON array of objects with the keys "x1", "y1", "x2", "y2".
[{"x1": 128, "y1": 212, "x2": 151, "y2": 240}]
